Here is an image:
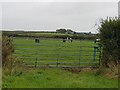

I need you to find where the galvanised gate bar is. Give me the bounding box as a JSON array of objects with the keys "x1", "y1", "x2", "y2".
[{"x1": 13, "y1": 37, "x2": 101, "y2": 68}]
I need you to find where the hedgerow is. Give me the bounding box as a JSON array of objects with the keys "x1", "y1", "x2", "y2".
[{"x1": 99, "y1": 17, "x2": 120, "y2": 67}]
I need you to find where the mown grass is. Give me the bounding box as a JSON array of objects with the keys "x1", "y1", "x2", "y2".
[
  {"x1": 13, "y1": 37, "x2": 100, "y2": 67},
  {"x1": 2, "y1": 68, "x2": 118, "y2": 88}
]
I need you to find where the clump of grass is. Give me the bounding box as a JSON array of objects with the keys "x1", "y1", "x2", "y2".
[
  {"x1": 2, "y1": 36, "x2": 14, "y2": 66},
  {"x1": 2, "y1": 68, "x2": 118, "y2": 88},
  {"x1": 95, "y1": 63, "x2": 118, "y2": 79},
  {"x1": 104, "y1": 62, "x2": 118, "y2": 79},
  {"x1": 63, "y1": 68, "x2": 81, "y2": 74}
]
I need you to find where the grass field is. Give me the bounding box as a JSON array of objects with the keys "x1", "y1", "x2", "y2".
[
  {"x1": 0, "y1": 68, "x2": 2, "y2": 89},
  {"x1": 2, "y1": 68, "x2": 118, "y2": 88},
  {"x1": 2, "y1": 37, "x2": 118, "y2": 88},
  {"x1": 13, "y1": 37, "x2": 100, "y2": 67}
]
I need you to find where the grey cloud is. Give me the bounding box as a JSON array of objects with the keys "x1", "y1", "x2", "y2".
[{"x1": 2, "y1": 2, "x2": 117, "y2": 33}]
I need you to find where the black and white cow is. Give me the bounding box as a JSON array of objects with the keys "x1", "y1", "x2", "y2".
[{"x1": 35, "y1": 38, "x2": 39, "y2": 43}]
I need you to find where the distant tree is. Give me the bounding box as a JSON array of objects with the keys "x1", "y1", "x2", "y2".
[
  {"x1": 88, "y1": 32, "x2": 91, "y2": 35},
  {"x1": 56, "y1": 29, "x2": 66, "y2": 33},
  {"x1": 66, "y1": 29, "x2": 74, "y2": 34}
]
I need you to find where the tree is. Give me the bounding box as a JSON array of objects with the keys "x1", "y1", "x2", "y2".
[
  {"x1": 56, "y1": 29, "x2": 66, "y2": 33},
  {"x1": 66, "y1": 29, "x2": 74, "y2": 34}
]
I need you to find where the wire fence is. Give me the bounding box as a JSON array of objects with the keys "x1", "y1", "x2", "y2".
[{"x1": 13, "y1": 37, "x2": 101, "y2": 68}]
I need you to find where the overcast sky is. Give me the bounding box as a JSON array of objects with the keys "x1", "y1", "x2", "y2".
[{"x1": 2, "y1": 2, "x2": 118, "y2": 33}]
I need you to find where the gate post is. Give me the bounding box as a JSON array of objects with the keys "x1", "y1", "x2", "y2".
[
  {"x1": 56, "y1": 41, "x2": 59, "y2": 67},
  {"x1": 35, "y1": 42, "x2": 39, "y2": 68},
  {"x1": 35, "y1": 43, "x2": 37, "y2": 67},
  {"x1": 79, "y1": 40, "x2": 81, "y2": 67},
  {"x1": 93, "y1": 46, "x2": 98, "y2": 62},
  {"x1": 98, "y1": 46, "x2": 102, "y2": 66}
]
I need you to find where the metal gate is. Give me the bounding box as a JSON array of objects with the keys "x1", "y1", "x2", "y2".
[{"x1": 14, "y1": 37, "x2": 101, "y2": 68}]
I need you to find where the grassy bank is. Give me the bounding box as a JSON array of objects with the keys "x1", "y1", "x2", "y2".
[{"x1": 2, "y1": 68, "x2": 118, "y2": 88}]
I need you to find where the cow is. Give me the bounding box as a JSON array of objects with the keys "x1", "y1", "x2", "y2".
[
  {"x1": 70, "y1": 38, "x2": 73, "y2": 42},
  {"x1": 63, "y1": 37, "x2": 73, "y2": 43},
  {"x1": 94, "y1": 39, "x2": 100, "y2": 43},
  {"x1": 35, "y1": 38, "x2": 39, "y2": 43}
]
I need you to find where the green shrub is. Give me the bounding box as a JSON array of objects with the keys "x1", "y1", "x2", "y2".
[
  {"x1": 2, "y1": 36, "x2": 14, "y2": 67},
  {"x1": 2, "y1": 36, "x2": 22, "y2": 76},
  {"x1": 99, "y1": 17, "x2": 120, "y2": 67}
]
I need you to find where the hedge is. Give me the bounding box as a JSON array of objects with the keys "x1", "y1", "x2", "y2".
[{"x1": 99, "y1": 17, "x2": 120, "y2": 67}]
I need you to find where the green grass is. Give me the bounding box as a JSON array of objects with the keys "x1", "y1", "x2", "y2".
[
  {"x1": 2, "y1": 37, "x2": 118, "y2": 88},
  {"x1": 13, "y1": 37, "x2": 100, "y2": 67},
  {"x1": 2, "y1": 68, "x2": 118, "y2": 88},
  {"x1": 0, "y1": 68, "x2": 2, "y2": 89}
]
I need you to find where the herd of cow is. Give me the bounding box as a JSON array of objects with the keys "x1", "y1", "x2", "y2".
[
  {"x1": 35, "y1": 37, "x2": 73, "y2": 43},
  {"x1": 35, "y1": 38, "x2": 100, "y2": 43}
]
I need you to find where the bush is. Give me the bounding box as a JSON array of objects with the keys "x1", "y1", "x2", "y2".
[
  {"x1": 2, "y1": 36, "x2": 14, "y2": 66},
  {"x1": 2, "y1": 31, "x2": 96, "y2": 40},
  {"x1": 2, "y1": 36, "x2": 22, "y2": 76},
  {"x1": 99, "y1": 17, "x2": 120, "y2": 67}
]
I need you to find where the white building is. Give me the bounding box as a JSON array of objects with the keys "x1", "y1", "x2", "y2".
[{"x1": 118, "y1": 1, "x2": 120, "y2": 18}]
